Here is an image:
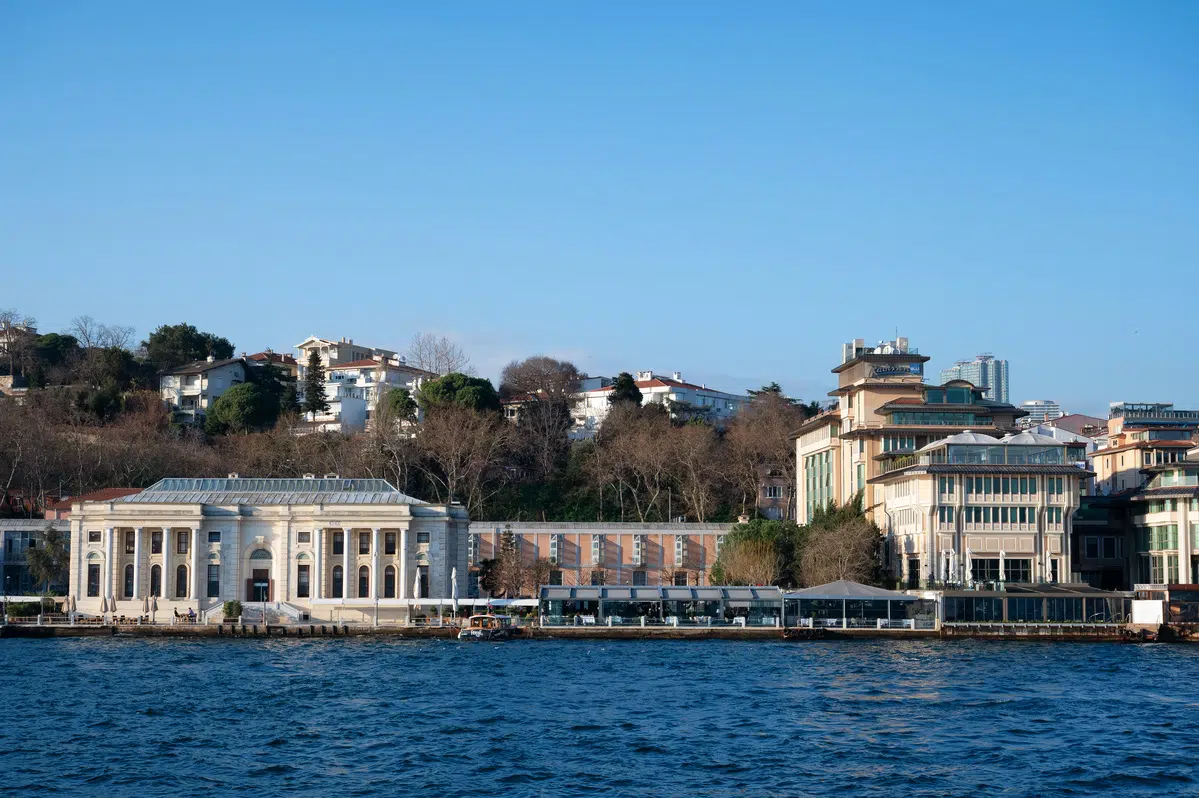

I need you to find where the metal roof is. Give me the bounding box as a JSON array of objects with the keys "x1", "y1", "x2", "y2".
[
  {"x1": 537, "y1": 585, "x2": 785, "y2": 601},
  {"x1": 111, "y1": 477, "x2": 428, "y2": 506},
  {"x1": 0, "y1": 520, "x2": 69, "y2": 532},
  {"x1": 784, "y1": 580, "x2": 917, "y2": 601}
]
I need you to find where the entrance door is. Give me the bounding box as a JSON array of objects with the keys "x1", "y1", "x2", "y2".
[{"x1": 251, "y1": 569, "x2": 270, "y2": 602}]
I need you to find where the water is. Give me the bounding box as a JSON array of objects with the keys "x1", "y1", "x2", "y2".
[{"x1": 2, "y1": 639, "x2": 1198, "y2": 797}]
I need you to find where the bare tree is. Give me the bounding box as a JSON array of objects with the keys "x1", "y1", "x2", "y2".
[
  {"x1": 725, "y1": 392, "x2": 805, "y2": 518},
  {"x1": 670, "y1": 422, "x2": 724, "y2": 521},
  {"x1": 718, "y1": 538, "x2": 781, "y2": 586},
  {"x1": 415, "y1": 405, "x2": 509, "y2": 516},
  {"x1": 69, "y1": 316, "x2": 103, "y2": 349},
  {"x1": 799, "y1": 516, "x2": 881, "y2": 586},
  {"x1": 98, "y1": 324, "x2": 135, "y2": 350},
  {"x1": 406, "y1": 332, "x2": 472, "y2": 376},
  {"x1": 499, "y1": 355, "x2": 580, "y2": 398},
  {"x1": 0, "y1": 308, "x2": 37, "y2": 377}
]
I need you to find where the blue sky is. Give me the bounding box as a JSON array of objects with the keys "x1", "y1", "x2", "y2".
[{"x1": 2, "y1": 3, "x2": 1197, "y2": 415}]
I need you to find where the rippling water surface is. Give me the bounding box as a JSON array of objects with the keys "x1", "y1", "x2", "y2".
[{"x1": 2, "y1": 638, "x2": 1198, "y2": 796}]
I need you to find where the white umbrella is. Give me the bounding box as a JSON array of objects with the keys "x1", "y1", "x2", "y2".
[
  {"x1": 949, "y1": 550, "x2": 958, "y2": 584},
  {"x1": 413, "y1": 572, "x2": 421, "y2": 600},
  {"x1": 99, "y1": 596, "x2": 108, "y2": 618},
  {"x1": 151, "y1": 596, "x2": 158, "y2": 623},
  {"x1": 965, "y1": 548, "x2": 974, "y2": 586},
  {"x1": 451, "y1": 567, "x2": 459, "y2": 615},
  {"x1": 142, "y1": 595, "x2": 150, "y2": 616},
  {"x1": 999, "y1": 550, "x2": 1006, "y2": 583}
]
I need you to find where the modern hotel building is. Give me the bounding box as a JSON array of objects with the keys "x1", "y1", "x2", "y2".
[
  {"x1": 68, "y1": 477, "x2": 468, "y2": 623},
  {"x1": 870, "y1": 430, "x2": 1089, "y2": 589},
  {"x1": 794, "y1": 338, "x2": 1026, "y2": 525}
]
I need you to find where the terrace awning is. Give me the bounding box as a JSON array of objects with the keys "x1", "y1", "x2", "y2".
[{"x1": 784, "y1": 580, "x2": 917, "y2": 602}]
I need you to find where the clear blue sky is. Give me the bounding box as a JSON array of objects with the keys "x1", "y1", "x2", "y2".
[{"x1": 3, "y1": 3, "x2": 1197, "y2": 415}]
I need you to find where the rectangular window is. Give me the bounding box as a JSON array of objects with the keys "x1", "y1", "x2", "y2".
[
  {"x1": 984, "y1": 476, "x2": 992, "y2": 494},
  {"x1": 417, "y1": 531, "x2": 431, "y2": 545},
  {"x1": 591, "y1": 534, "x2": 605, "y2": 566},
  {"x1": 468, "y1": 535, "x2": 479, "y2": 564},
  {"x1": 983, "y1": 506, "x2": 991, "y2": 524},
  {"x1": 1085, "y1": 537, "x2": 1099, "y2": 559},
  {"x1": 1019, "y1": 477, "x2": 1028, "y2": 495},
  {"x1": 297, "y1": 565, "x2": 310, "y2": 598},
  {"x1": 177, "y1": 530, "x2": 189, "y2": 554},
  {"x1": 332, "y1": 533, "x2": 344, "y2": 555},
  {"x1": 764, "y1": 485, "x2": 783, "y2": 499},
  {"x1": 1018, "y1": 507, "x2": 1027, "y2": 524},
  {"x1": 549, "y1": 534, "x2": 561, "y2": 565},
  {"x1": 1005, "y1": 559, "x2": 1031, "y2": 583},
  {"x1": 125, "y1": 531, "x2": 135, "y2": 554},
  {"x1": 965, "y1": 478, "x2": 973, "y2": 495},
  {"x1": 972, "y1": 559, "x2": 1000, "y2": 582},
  {"x1": 298, "y1": 530, "x2": 311, "y2": 544},
  {"x1": 87, "y1": 563, "x2": 100, "y2": 597},
  {"x1": 207, "y1": 565, "x2": 220, "y2": 597},
  {"x1": 590, "y1": 569, "x2": 606, "y2": 586},
  {"x1": 151, "y1": 531, "x2": 162, "y2": 554},
  {"x1": 208, "y1": 531, "x2": 221, "y2": 543},
  {"x1": 385, "y1": 532, "x2": 396, "y2": 555},
  {"x1": 549, "y1": 570, "x2": 563, "y2": 586},
  {"x1": 1001, "y1": 477, "x2": 1010, "y2": 495},
  {"x1": 359, "y1": 532, "x2": 370, "y2": 554},
  {"x1": 673, "y1": 571, "x2": 688, "y2": 587},
  {"x1": 88, "y1": 531, "x2": 102, "y2": 543},
  {"x1": 1029, "y1": 478, "x2": 1037, "y2": 496},
  {"x1": 1001, "y1": 507, "x2": 1009, "y2": 523}
]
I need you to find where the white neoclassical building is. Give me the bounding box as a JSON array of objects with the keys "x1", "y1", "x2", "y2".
[{"x1": 69, "y1": 477, "x2": 469, "y2": 623}]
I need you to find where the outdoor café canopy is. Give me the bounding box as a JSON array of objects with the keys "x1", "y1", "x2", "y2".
[{"x1": 783, "y1": 580, "x2": 916, "y2": 602}]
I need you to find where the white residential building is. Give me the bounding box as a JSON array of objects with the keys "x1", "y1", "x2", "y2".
[
  {"x1": 294, "y1": 337, "x2": 433, "y2": 433},
  {"x1": 159, "y1": 356, "x2": 247, "y2": 425},
  {"x1": 571, "y1": 370, "x2": 748, "y2": 439}
]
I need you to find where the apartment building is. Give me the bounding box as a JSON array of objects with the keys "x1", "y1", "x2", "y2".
[
  {"x1": 571, "y1": 371, "x2": 747, "y2": 439},
  {"x1": 1092, "y1": 402, "x2": 1199, "y2": 495},
  {"x1": 1128, "y1": 446, "x2": 1199, "y2": 586},
  {"x1": 159, "y1": 356, "x2": 247, "y2": 425},
  {"x1": 940, "y1": 354, "x2": 1010, "y2": 403},
  {"x1": 794, "y1": 337, "x2": 1025, "y2": 524}
]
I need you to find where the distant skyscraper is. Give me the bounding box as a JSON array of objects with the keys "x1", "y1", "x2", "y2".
[
  {"x1": 939, "y1": 354, "x2": 1009, "y2": 403},
  {"x1": 1018, "y1": 399, "x2": 1063, "y2": 427}
]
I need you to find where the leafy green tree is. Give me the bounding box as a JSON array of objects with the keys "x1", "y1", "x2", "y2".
[
  {"x1": 418, "y1": 372, "x2": 501, "y2": 413},
  {"x1": 384, "y1": 387, "x2": 418, "y2": 421},
  {"x1": 142, "y1": 323, "x2": 234, "y2": 372},
  {"x1": 607, "y1": 372, "x2": 642, "y2": 406},
  {"x1": 710, "y1": 518, "x2": 808, "y2": 587},
  {"x1": 302, "y1": 349, "x2": 329, "y2": 419},
  {"x1": 26, "y1": 524, "x2": 70, "y2": 595},
  {"x1": 205, "y1": 383, "x2": 276, "y2": 435},
  {"x1": 34, "y1": 333, "x2": 81, "y2": 368},
  {"x1": 247, "y1": 362, "x2": 296, "y2": 417}
]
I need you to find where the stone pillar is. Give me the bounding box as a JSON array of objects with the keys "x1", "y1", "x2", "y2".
[
  {"x1": 104, "y1": 527, "x2": 114, "y2": 601},
  {"x1": 372, "y1": 528, "x2": 381, "y2": 598},
  {"x1": 399, "y1": 528, "x2": 409, "y2": 599},
  {"x1": 132, "y1": 527, "x2": 143, "y2": 599},
  {"x1": 162, "y1": 528, "x2": 172, "y2": 599},
  {"x1": 314, "y1": 528, "x2": 323, "y2": 599},
  {"x1": 191, "y1": 528, "x2": 200, "y2": 601},
  {"x1": 342, "y1": 529, "x2": 349, "y2": 600}
]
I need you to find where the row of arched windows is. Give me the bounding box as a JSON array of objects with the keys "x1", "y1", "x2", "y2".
[
  {"x1": 327, "y1": 565, "x2": 397, "y2": 598},
  {"x1": 116, "y1": 563, "x2": 190, "y2": 598}
]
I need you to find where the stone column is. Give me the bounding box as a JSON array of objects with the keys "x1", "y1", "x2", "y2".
[
  {"x1": 104, "y1": 527, "x2": 114, "y2": 601},
  {"x1": 399, "y1": 528, "x2": 409, "y2": 599},
  {"x1": 132, "y1": 527, "x2": 143, "y2": 599},
  {"x1": 372, "y1": 528, "x2": 381, "y2": 598},
  {"x1": 342, "y1": 529, "x2": 349, "y2": 599},
  {"x1": 314, "y1": 528, "x2": 323, "y2": 599},
  {"x1": 162, "y1": 528, "x2": 172, "y2": 599},
  {"x1": 191, "y1": 528, "x2": 200, "y2": 601}
]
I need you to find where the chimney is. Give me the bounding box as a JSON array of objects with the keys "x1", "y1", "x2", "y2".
[{"x1": 302, "y1": 473, "x2": 316, "y2": 479}]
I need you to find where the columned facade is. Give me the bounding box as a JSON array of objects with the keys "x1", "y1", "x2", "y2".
[{"x1": 71, "y1": 478, "x2": 468, "y2": 623}]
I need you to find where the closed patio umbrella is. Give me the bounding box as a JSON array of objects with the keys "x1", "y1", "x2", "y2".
[
  {"x1": 150, "y1": 596, "x2": 158, "y2": 623},
  {"x1": 99, "y1": 596, "x2": 108, "y2": 615},
  {"x1": 965, "y1": 548, "x2": 974, "y2": 585},
  {"x1": 999, "y1": 550, "x2": 1006, "y2": 583},
  {"x1": 413, "y1": 572, "x2": 421, "y2": 600},
  {"x1": 451, "y1": 567, "x2": 459, "y2": 615}
]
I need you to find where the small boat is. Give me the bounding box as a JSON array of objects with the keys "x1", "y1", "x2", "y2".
[{"x1": 458, "y1": 614, "x2": 518, "y2": 641}]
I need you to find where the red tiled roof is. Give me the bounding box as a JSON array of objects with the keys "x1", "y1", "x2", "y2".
[
  {"x1": 248, "y1": 351, "x2": 297, "y2": 365},
  {"x1": 46, "y1": 488, "x2": 141, "y2": 510},
  {"x1": 590, "y1": 377, "x2": 735, "y2": 394},
  {"x1": 887, "y1": 397, "x2": 923, "y2": 405}
]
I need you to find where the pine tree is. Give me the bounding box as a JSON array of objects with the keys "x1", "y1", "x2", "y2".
[{"x1": 303, "y1": 349, "x2": 329, "y2": 420}]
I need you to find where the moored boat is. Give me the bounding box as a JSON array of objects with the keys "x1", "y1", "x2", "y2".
[{"x1": 458, "y1": 614, "x2": 518, "y2": 641}]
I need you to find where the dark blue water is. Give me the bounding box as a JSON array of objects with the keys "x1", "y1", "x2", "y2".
[{"x1": 2, "y1": 639, "x2": 1197, "y2": 796}]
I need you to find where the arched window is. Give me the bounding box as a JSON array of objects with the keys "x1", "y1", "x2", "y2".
[
  {"x1": 124, "y1": 564, "x2": 134, "y2": 598},
  {"x1": 150, "y1": 564, "x2": 161, "y2": 597},
  {"x1": 332, "y1": 565, "x2": 343, "y2": 598},
  {"x1": 358, "y1": 565, "x2": 370, "y2": 598},
  {"x1": 176, "y1": 564, "x2": 188, "y2": 598},
  {"x1": 332, "y1": 531, "x2": 344, "y2": 556},
  {"x1": 384, "y1": 565, "x2": 396, "y2": 598}
]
